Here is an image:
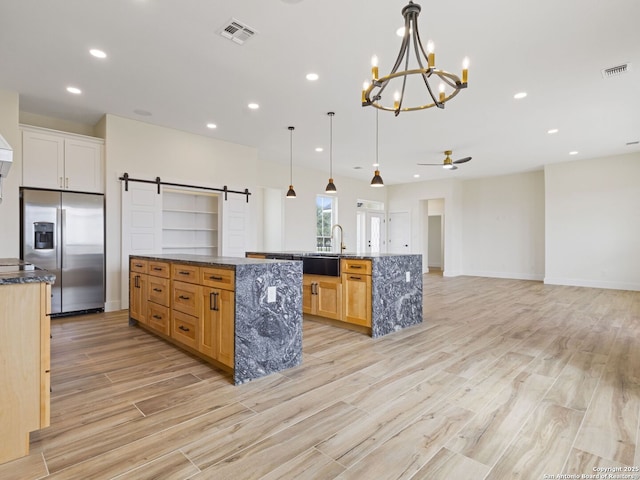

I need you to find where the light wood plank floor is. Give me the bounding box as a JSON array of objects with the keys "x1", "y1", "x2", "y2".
[{"x1": 2, "y1": 275, "x2": 640, "y2": 479}]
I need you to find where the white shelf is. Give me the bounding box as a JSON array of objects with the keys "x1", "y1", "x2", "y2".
[{"x1": 162, "y1": 188, "x2": 220, "y2": 256}]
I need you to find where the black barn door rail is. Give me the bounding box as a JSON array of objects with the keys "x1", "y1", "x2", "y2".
[{"x1": 118, "y1": 172, "x2": 251, "y2": 202}]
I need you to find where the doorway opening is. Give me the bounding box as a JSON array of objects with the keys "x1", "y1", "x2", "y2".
[
  {"x1": 420, "y1": 198, "x2": 445, "y2": 275},
  {"x1": 356, "y1": 199, "x2": 385, "y2": 254}
]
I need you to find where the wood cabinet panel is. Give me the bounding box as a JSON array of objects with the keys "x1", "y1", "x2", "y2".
[
  {"x1": 130, "y1": 259, "x2": 148, "y2": 274},
  {"x1": 303, "y1": 274, "x2": 342, "y2": 320},
  {"x1": 129, "y1": 271, "x2": 148, "y2": 324},
  {"x1": 171, "y1": 310, "x2": 198, "y2": 350},
  {"x1": 201, "y1": 287, "x2": 235, "y2": 367},
  {"x1": 341, "y1": 258, "x2": 372, "y2": 275},
  {"x1": 148, "y1": 276, "x2": 170, "y2": 306},
  {"x1": 171, "y1": 264, "x2": 200, "y2": 284},
  {"x1": 147, "y1": 302, "x2": 170, "y2": 336},
  {"x1": 201, "y1": 266, "x2": 234, "y2": 290},
  {"x1": 148, "y1": 261, "x2": 170, "y2": 278},
  {"x1": 342, "y1": 272, "x2": 372, "y2": 327},
  {"x1": 172, "y1": 281, "x2": 201, "y2": 317}
]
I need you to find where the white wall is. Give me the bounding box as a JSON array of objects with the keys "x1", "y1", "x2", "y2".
[
  {"x1": 545, "y1": 153, "x2": 640, "y2": 290},
  {"x1": 0, "y1": 89, "x2": 21, "y2": 258},
  {"x1": 462, "y1": 171, "x2": 545, "y2": 280},
  {"x1": 387, "y1": 178, "x2": 464, "y2": 276}
]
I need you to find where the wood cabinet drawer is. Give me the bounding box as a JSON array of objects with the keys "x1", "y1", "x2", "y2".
[
  {"x1": 171, "y1": 310, "x2": 198, "y2": 350},
  {"x1": 201, "y1": 267, "x2": 235, "y2": 290},
  {"x1": 341, "y1": 258, "x2": 372, "y2": 275},
  {"x1": 172, "y1": 281, "x2": 201, "y2": 317},
  {"x1": 172, "y1": 264, "x2": 201, "y2": 284},
  {"x1": 147, "y1": 302, "x2": 170, "y2": 336},
  {"x1": 148, "y1": 261, "x2": 170, "y2": 278},
  {"x1": 148, "y1": 276, "x2": 170, "y2": 307},
  {"x1": 130, "y1": 259, "x2": 148, "y2": 274}
]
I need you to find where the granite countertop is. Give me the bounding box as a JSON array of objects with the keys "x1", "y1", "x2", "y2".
[
  {"x1": 130, "y1": 253, "x2": 300, "y2": 268},
  {"x1": 246, "y1": 251, "x2": 421, "y2": 260},
  {"x1": 0, "y1": 258, "x2": 56, "y2": 285}
]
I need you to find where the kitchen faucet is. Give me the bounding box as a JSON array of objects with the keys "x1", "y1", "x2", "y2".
[{"x1": 331, "y1": 224, "x2": 346, "y2": 252}]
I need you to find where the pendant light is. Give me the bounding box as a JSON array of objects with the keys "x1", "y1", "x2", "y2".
[
  {"x1": 286, "y1": 126, "x2": 296, "y2": 198},
  {"x1": 325, "y1": 112, "x2": 337, "y2": 193},
  {"x1": 370, "y1": 110, "x2": 384, "y2": 187}
]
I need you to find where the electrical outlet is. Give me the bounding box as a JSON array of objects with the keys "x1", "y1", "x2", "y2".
[
  {"x1": 405, "y1": 272, "x2": 411, "y2": 282},
  {"x1": 267, "y1": 286, "x2": 276, "y2": 303}
]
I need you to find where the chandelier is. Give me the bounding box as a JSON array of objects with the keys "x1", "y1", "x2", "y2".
[{"x1": 361, "y1": 1, "x2": 469, "y2": 116}]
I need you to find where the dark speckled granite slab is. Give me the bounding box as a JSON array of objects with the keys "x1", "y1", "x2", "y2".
[{"x1": 0, "y1": 258, "x2": 56, "y2": 285}]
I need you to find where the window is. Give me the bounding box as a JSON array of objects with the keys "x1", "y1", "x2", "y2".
[{"x1": 316, "y1": 195, "x2": 336, "y2": 252}]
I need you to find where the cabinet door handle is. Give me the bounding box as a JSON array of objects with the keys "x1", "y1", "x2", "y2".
[
  {"x1": 209, "y1": 275, "x2": 223, "y2": 281},
  {"x1": 153, "y1": 288, "x2": 162, "y2": 292},
  {"x1": 312, "y1": 282, "x2": 318, "y2": 295},
  {"x1": 178, "y1": 325, "x2": 190, "y2": 332},
  {"x1": 65, "y1": 177, "x2": 69, "y2": 189},
  {"x1": 178, "y1": 271, "x2": 190, "y2": 275},
  {"x1": 135, "y1": 275, "x2": 140, "y2": 288},
  {"x1": 59, "y1": 177, "x2": 64, "y2": 188},
  {"x1": 211, "y1": 292, "x2": 219, "y2": 311},
  {"x1": 153, "y1": 314, "x2": 162, "y2": 320},
  {"x1": 349, "y1": 276, "x2": 362, "y2": 280},
  {"x1": 178, "y1": 295, "x2": 190, "y2": 300}
]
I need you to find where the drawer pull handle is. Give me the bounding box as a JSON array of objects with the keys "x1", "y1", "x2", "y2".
[
  {"x1": 179, "y1": 271, "x2": 190, "y2": 275},
  {"x1": 209, "y1": 275, "x2": 223, "y2": 281},
  {"x1": 178, "y1": 325, "x2": 190, "y2": 332},
  {"x1": 153, "y1": 288, "x2": 162, "y2": 292},
  {"x1": 135, "y1": 263, "x2": 143, "y2": 268},
  {"x1": 153, "y1": 267, "x2": 163, "y2": 271},
  {"x1": 350, "y1": 265, "x2": 363, "y2": 269},
  {"x1": 350, "y1": 276, "x2": 362, "y2": 280},
  {"x1": 153, "y1": 314, "x2": 162, "y2": 320},
  {"x1": 178, "y1": 295, "x2": 190, "y2": 300}
]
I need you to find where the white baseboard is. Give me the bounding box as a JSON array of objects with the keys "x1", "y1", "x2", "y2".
[
  {"x1": 463, "y1": 270, "x2": 544, "y2": 281},
  {"x1": 544, "y1": 277, "x2": 640, "y2": 292}
]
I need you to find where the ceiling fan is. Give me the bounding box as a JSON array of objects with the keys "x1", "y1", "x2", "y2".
[{"x1": 417, "y1": 150, "x2": 472, "y2": 170}]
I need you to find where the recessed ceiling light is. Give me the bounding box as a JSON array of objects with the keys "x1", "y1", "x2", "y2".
[
  {"x1": 66, "y1": 86, "x2": 82, "y2": 95},
  {"x1": 306, "y1": 73, "x2": 319, "y2": 81},
  {"x1": 569, "y1": 151, "x2": 579, "y2": 155},
  {"x1": 353, "y1": 166, "x2": 363, "y2": 170},
  {"x1": 89, "y1": 48, "x2": 107, "y2": 59},
  {"x1": 413, "y1": 174, "x2": 420, "y2": 178},
  {"x1": 206, "y1": 123, "x2": 217, "y2": 129},
  {"x1": 547, "y1": 128, "x2": 559, "y2": 134},
  {"x1": 315, "y1": 147, "x2": 323, "y2": 152},
  {"x1": 372, "y1": 163, "x2": 379, "y2": 167},
  {"x1": 626, "y1": 140, "x2": 639, "y2": 146},
  {"x1": 514, "y1": 92, "x2": 527, "y2": 99},
  {"x1": 133, "y1": 109, "x2": 152, "y2": 116},
  {"x1": 248, "y1": 103, "x2": 259, "y2": 110}
]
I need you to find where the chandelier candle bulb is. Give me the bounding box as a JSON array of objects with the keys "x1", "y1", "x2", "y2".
[
  {"x1": 393, "y1": 91, "x2": 400, "y2": 110},
  {"x1": 427, "y1": 40, "x2": 435, "y2": 67},
  {"x1": 462, "y1": 57, "x2": 469, "y2": 83},
  {"x1": 439, "y1": 83, "x2": 445, "y2": 102},
  {"x1": 371, "y1": 55, "x2": 379, "y2": 80},
  {"x1": 362, "y1": 81, "x2": 370, "y2": 103}
]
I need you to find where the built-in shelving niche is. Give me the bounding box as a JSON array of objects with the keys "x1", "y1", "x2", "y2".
[{"x1": 162, "y1": 188, "x2": 220, "y2": 256}]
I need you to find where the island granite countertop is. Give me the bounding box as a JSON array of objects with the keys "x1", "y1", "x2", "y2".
[{"x1": 0, "y1": 258, "x2": 56, "y2": 285}]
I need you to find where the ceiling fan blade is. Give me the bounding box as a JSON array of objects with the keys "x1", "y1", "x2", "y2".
[
  {"x1": 416, "y1": 163, "x2": 445, "y2": 166},
  {"x1": 453, "y1": 156, "x2": 472, "y2": 164},
  {"x1": 449, "y1": 165, "x2": 458, "y2": 170}
]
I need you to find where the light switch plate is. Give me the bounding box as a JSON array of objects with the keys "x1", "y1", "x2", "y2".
[
  {"x1": 267, "y1": 286, "x2": 276, "y2": 302},
  {"x1": 405, "y1": 272, "x2": 411, "y2": 282}
]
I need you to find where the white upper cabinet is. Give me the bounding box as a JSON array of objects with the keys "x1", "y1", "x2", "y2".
[{"x1": 22, "y1": 126, "x2": 104, "y2": 193}]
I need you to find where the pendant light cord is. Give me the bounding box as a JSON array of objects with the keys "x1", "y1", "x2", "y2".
[
  {"x1": 289, "y1": 126, "x2": 294, "y2": 184},
  {"x1": 329, "y1": 112, "x2": 334, "y2": 178},
  {"x1": 376, "y1": 109, "x2": 379, "y2": 166}
]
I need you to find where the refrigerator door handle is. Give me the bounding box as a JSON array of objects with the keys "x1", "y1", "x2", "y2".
[{"x1": 56, "y1": 208, "x2": 63, "y2": 271}]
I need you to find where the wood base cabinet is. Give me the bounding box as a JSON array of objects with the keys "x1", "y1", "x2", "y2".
[
  {"x1": 0, "y1": 282, "x2": 51, "y2": 464},
  {"x1": 201, "y1": 287, "x2": 235, "y2": 367},
  {"x1": 302, "y1": 274, "x2": 342, "y2": 320},
  {"x1": 341, "y1": 259, "x2": 372, "y2": 327}
]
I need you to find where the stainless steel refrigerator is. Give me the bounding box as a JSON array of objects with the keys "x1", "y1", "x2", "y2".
[{"x1": 20, "y1": 188, "x2": 105, "y2": 316}]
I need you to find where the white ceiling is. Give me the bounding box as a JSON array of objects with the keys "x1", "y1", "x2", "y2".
[{"x1": 1, "y1": 0, "x2": 639, "y2": 185}]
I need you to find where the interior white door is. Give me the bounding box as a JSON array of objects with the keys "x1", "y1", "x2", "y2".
[
  {"x1": 120, "y1": 181, "x2": 162, "y2": 308},
  {"x1": 365, "y1": 212, "x2": 385, "y2": 254},
  {"x1": 221, "y1": 194, "x2": 250, "y2": 257},
  {"x1": 388, "y1": 211, "x2": 410, "y2": 253}
]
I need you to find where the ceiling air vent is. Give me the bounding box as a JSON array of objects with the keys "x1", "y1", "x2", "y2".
[
  {"x1": 219, "y1": 18, "x2": 257, "y2": 45},
  {"x1": 601, "y1": 63, "x2": 631, "y2": 79}
]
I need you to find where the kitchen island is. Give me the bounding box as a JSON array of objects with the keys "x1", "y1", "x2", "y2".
[
  {"x1": 0, "y1": 258, "x2": 54, "y2": 465},
  {"x1": 129, "y1": 254, "x2": 302, "y2": 384},
  {"x1": 246, "y1": 252, "x2": 423, "y2": 338}
]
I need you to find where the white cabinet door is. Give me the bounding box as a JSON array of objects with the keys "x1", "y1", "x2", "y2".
[
  {"x1": 21, "y1": 126, "x2": 104, "y2": 193},
  {"x1": 22, "y1": 130, "x2": 64, "y2": 189},
  {"x1": 64, "y1": 139, "x2": 103, "y2": 193}
]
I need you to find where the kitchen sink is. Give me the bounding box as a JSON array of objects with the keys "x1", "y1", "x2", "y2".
[{"x1": 302, "y1": 255, "x2": 340, "y2": 277}]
